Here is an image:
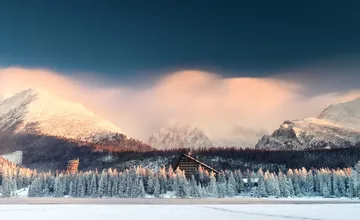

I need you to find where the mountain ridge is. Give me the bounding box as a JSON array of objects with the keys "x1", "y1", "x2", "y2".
[
  {"x1": 256, "y1": 97, "x2": 360, "y2": 150},
  {"x1": 0, "y1": 88, "x2": 152, "y2": 167}
]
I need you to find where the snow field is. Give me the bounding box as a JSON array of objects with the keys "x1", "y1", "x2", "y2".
[{"x1": 0, "y1": 204, "x2": 359, "y2": 220}]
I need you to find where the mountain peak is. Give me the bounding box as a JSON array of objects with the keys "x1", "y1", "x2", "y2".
[
  {"x1": 256, "y1": 97, "x2": 360, "y2": 150},
  {"x1": 0, "y1": 88, "x2": 124, "y2": 141},
  {"x1": 318, "y1": 97, "x2": 360, "y2": 131}
]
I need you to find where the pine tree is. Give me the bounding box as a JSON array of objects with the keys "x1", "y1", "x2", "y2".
[
  {"x1": 1, "y1": 169, "x2": 12, "y2": 197},
  {"x1": 28, "y1": 177, "x2": 43, "y2": 197},
  {"x1": 226, "y1": 172, "x2": 237, "y2": 197},
  {"x1": 69, "y1": 181, "x2": 76, "y2": 197},
  {"x1": 287, "y1": 177, "x2": 295, "y2": 197},
  {"x1": 320, "y1": 170, "x2": 331, "y2": 198},
  {"x1": 206, "y1": 173, "x2": 218, "y2": 198},
  {"x1": 304, "y1": 170, "x2": 314, "y2": 196},
  {"x1": 111, "y1": 176, "x2": 119, "y2": 198},
  {"x1": 332, "y1": 171, "x2": 339, "y2": 197},
  {"x1": 292, "y1": 174, "x2": 302, "y2": 197},
  {"x1": 347, "y1": 170, "x2": 358, "y2": 198},
  {"x1": 138, "y1": 178, "x2": 146, "y2": 198},
  {"x1": 217, "y1": 173, "x2": 226, "y2": 198},
  {"x1": 89, "y1": 173, "x2": 98, "y2": 198},
  {"x1": 98, "y1": 170, "x2": 108, "y2": 198},
  {"x1": 147, "y1": 174, "x2": 155, "y2": 195},
  {"x1": 189, "y1": 175, "x2": 199, "y2": 198},
  {"x1": 54, "y1": 175, "x2": 65, "y2": 197},
  {"x1": 256, "y1": 176, "x2": 267, "y2": 198},
  {"x1": 338, "y1": 172, "x2": 346, "y2": 197},
  {"x1": 154, "y1": 176, "x2": 161, "y2": 198}
]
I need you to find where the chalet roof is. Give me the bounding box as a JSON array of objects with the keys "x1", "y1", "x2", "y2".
[{"x1": 174, "y1": 153, "x2": 220, "y2": 174}]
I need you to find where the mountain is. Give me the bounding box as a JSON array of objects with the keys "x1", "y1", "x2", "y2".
[
  {"x1": 256, "y1": 98, "x2": 360, "y2": 150},
  {"x1": 148, "y1": 124, "x2": 213, "y2": 150},
  {"x1": 0, "y1": 88, "x2": 152, "y2": 169},
  {"x1": 148, "y1": 123, "x2": 266, "y2": 150},
  {"x1": 318, "y1": 98, "x2": 360, "y2": 130},
  {"x1": 0, "y1": 88, "x2": 124, "y2": 140}
]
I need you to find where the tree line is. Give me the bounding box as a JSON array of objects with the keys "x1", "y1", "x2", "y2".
[{"x1": 2, "y1": 155, "x2": 360, "y2": 199}]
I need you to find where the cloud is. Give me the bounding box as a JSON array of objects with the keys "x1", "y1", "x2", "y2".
[{"x1": 1, "y1": 67, "x2": 359, "y2": 143}]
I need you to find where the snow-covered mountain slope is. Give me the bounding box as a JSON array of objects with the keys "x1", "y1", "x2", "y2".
[
  {"x1": 0, "y1": 88, "x2": 152, "y2": 169},
  {"x1": 318, "y1": 97, "x2": 360, "y2": 131},
  {"x1": 256, "y1": 98, "x2": 360, "y2": 150},
  {"x1": 148, "y1": 124, "x2": 213, "y2": 150},
  {"x1": 0, "y1": 88, "x2": 124, "y2": 142},
  {"x1": 1, "y1": 150, "x2": 23, "y2": 165},
  {"x1": 148, "y1": 124, "x2": 266, "y2": 150}
]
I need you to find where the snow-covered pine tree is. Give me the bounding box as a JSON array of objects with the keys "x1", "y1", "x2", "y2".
[
  {"x1": 304, "y1": 170, "x2": 314, "y2": 196},
  {"x1": 337, "y1": 170, "x2": 346, "y2": 197},
  {"x1": 1, "y1": 168, "x2": 12, "y2": 197},
  {"x1": 111, "y1": 175, "x2": 119, "y2": 198},
  {"x1": 217, "y1": 173, "x2": 226, "y2": 198},
  {"x1": 347, "y1": 169, "x2": 358, "y2": 198},
  {"x1": 206, "y1": 172, "x2": 218, "y2": 198},
  {"x1": 167, "y1": 165, "x2": 174, "y2": 191},
  {"x1": 54, "y1": 174, "x2": 65, "y2": 197},
  {"x1": 319, "y1": 169, "x2": 331, "y2": 198},
  {"x1": 29, "y1": 177, "x2": 43, "y2": 197},
  {"x1": 292, "y1": 173, "x2": 302, "y2": 197},
  {"x1": 278, "y1": 171, "x2": 290, "y2": 197},
  {"x1": 154, "y1": 175, "x2": 161, "y2": 198},
  {"x1": 98, "y1": 170, "x2": 108, "y2": 198},
  {"x1": 138, "y1": 178, "x2": 146, "y2": 198},
  {"x1": 189, "y1": 175, "x2": 199, "y2": 198},
  {"x1": 89, "y1": 173, "x2": 98, "y2": 198},
  {"x1": 286, "y1": 177, "x2": 295, "y2": 197},
  {"x1": 256, "y1": 175, "x2": 267, "y2": 198},
  {"x1": 332, "y1": 170, "x2": 340, "y2": 197},
  {"x1": 226, "y1": 172, "x2": 237, "y2": 197},
  {"x1": 77, "y1": 174, "x2": 86, "y2": 197},
  {"x1": 158, "y1": 167, "x2": 167, "y2": 194},
  {"x1": 234, "y1": 170, "x2": 244, "y2": 193},
  {"x1": 174, "y1": 169, "x2": 189, "y2": 198},
  {"x1": 146, "y1": 173, "x2": 155, "y2": 195},
  {"x1": 69, "y1": 180, "x2": 76, "y2": 197}
]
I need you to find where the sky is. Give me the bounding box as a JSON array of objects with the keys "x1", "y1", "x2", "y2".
[
  {"x1": 1, "y1": 1, "x2": 360, "y2": 82},
  {"x1": 0, "y1": 1, "x2": 360, "y2": 142}
]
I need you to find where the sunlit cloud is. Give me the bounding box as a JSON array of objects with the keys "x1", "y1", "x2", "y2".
[{"x1": 1, "y1": 67, "x2": 359, "y2": 144}]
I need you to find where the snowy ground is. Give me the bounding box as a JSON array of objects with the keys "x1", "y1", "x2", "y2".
[{"x1": 0, "y1": 204, "x2": 359, "y2": 220}]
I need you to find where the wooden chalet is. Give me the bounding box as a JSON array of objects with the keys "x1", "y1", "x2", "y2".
[{"x1": 173, "y1": 153, "x2": 220, "y2": 178}]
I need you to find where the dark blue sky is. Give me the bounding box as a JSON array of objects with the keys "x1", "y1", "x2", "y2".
[{"x1": 1, "y1": 1, "x2": 360, "y2": 81}]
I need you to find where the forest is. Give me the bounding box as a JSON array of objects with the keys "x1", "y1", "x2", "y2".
[
  {"x1": 110, "y1": 145, "x2": 360, "y2": 172},
  {"x1": 1, "y1": 155, "x2": 360, "y2": 199}
]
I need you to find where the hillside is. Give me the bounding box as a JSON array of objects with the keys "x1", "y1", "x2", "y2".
[
  {"x1": 148, "y1": 124, "x2": 265, "y2": 150},
  {"x1": 0, "y1": 88, "x2": 152, "y2": 169},
  {"x1": 256, "y1": 98, "x2": 360, "y2": 150}
]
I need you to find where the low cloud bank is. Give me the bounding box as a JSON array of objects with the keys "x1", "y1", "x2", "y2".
[{"x1": 1, "y1": 67, "x2": 359, "y2": 142}]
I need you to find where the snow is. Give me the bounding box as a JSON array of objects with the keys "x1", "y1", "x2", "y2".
[
  {"x1": 256, "y1": 97, "x2": 360, "y2": 150},
  {"x1": 0, "y1": 204, "x2": 359, "y2": 220},
  {"x1": 15, "y1": 188, "x2": 29, "y2": 197},
  {"x1": 1, "y1": 150, "x2": 23, "y2": 164},
  {"x1": 319, "y1": 97, "x2": 360, "y2": 131},
  {"x1": 148, "y1": 124, "x2": 213, "y2": 150},
  {"x1": 0, "y1": 88, "x2": 125, "y2": 142},
  {"x1": 148, "y1": 123, "x2": 265, "y2": 150}
]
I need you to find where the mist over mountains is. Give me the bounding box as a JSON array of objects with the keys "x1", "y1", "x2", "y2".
[{"x1": 0, "y1": 67, "x2": 360, "y2": 170}]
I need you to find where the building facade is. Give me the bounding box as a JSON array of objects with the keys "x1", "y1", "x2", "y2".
[{"x1": 173, "y1": 153, "x2": 220, "y2": 178}]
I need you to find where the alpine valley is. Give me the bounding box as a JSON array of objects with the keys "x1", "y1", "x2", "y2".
[{"x1": 1, "y1": 88, "x2": 360, "y2": 172}]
